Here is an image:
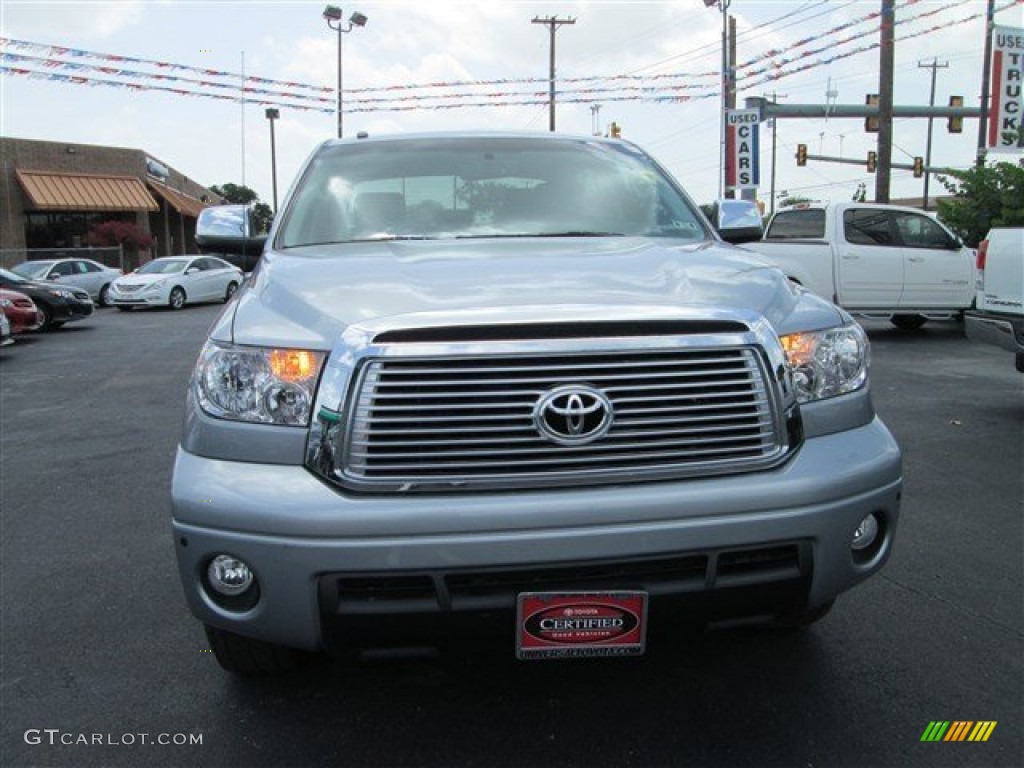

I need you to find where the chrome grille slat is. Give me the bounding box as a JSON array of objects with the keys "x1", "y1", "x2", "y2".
[
  {"x1": 352, "y1": 420, "x2": 772, "y2": 447},
  {"x1": 374, "y1": 355, "x2": 747, "y2": 376},
  {"x1": 355, "y1": 444, "x2": 770, "y2": 471},
  {"x1": 339, "y1": 344, "x2": 787, "y2": 490},
  {"x1": 368, "y1": 388, "x2": 547, "y2": 400},
  {"x1": 352, "y1": 436, "x2": 770, "y2": 460},
  {"x1": 374, "y1": 366, "x2": 753, "y2": 388}
]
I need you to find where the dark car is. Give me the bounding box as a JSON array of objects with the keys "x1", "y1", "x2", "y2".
[{"x1": 0, "y1": 268, "x2": 94, "y2": 330}]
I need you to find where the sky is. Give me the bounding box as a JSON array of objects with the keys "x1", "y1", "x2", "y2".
[{"x1": 1, "y1": 0, "x2": 1020, "y2": 212}]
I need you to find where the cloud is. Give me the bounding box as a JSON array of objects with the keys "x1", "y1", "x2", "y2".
[{"x1": 1, "y1": 0, "x2": 145, "y2": 40}]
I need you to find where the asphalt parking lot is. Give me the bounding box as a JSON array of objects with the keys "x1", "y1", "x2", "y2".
[{"x1": 1, "y1": 305, "x2": 1021, "y2": 768}]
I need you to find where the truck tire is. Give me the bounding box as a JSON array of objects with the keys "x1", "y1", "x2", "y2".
[
  {"x1": 204, "y1": 624, "x2": 305, "y2": 676},
  {"x1": 891, "y1": 314, "x2": 927, "y2": 331}
]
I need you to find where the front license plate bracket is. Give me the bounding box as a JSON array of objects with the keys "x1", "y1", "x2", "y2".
[{"x1": 515, "y1": 591, "x2": 648, "y2": 660}]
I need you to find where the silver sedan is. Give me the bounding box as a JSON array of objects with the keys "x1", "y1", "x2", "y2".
[{"x1": 12, "y1": 258, "x2": 123, "y2": 307}]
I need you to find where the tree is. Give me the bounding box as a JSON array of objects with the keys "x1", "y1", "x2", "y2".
[
  {"x1": 936, "y1": 161, "x2": 1024, "y2": 248},
  {"x1": 209, "y1": 183, "x2": 258, "y2": 205},
  {"x1": 210, "y1": 183, "x2": 274, "y2": 234},
  {"x1": 86, "y1": 220, "x2": 155, "y2": 270}
]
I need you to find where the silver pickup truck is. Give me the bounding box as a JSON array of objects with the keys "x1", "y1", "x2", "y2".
[{"x1": 172, "y1": 132, "x2": 902, "y2": 674}]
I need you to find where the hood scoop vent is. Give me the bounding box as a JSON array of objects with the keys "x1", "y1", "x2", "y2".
[{"x1": 373, "y1": 319, "x2": 749, "y2": 344}]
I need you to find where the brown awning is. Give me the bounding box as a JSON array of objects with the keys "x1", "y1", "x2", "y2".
[
  {"x1": 146, "y1": 181, "x2": 209, "y2": 219},
  {"x1": 16, "y1": 169, "x2": 159, "y2": 212}
]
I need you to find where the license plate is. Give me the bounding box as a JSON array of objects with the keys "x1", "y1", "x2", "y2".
[{"x1": 516, "y1": 591, "x2": 648, "y2": 660}]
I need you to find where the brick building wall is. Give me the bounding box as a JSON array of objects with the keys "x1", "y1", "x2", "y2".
[{"x1": 0, "y1": 137, "x2": 217, "y2": 267}]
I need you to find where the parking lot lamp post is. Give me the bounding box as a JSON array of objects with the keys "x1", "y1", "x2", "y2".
[
  {"x1": 322, "y1": 6, "x2": 367, "y2": 139},
  {"x1": 265, "y1": 108, "x2": 280, "y2": 213}
]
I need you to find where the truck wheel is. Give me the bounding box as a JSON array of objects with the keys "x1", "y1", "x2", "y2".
[
  {"x1": 890, "y1": 314, "x2": 927, "y2": 331},
  {"x1": 203, "y1": 624, "x2": 304, "y2": 676}
]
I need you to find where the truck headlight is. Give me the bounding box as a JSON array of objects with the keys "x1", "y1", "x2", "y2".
[
  {"x1": 780, "y1": 323, "x2": 869, "y2": 403},
  {"x1": 195, "y1": 341, "x2": 325, "y2": 425}
]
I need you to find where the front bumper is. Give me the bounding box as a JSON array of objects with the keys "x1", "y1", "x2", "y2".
[
  {"x1": 50, "y1": 298, "x2": 93, "y2": 324},
  {"x1": 965, "y1": 310, "x2": 1024, "y2": 354},
  {"x1": 109, "y1": 285, "x2": 169, "y2": 307},
  {"x1": 6, "y1": 308, "x2": 45, "y2": 333},
  {"x1": 172, "y1": 417, "x2": 902, "y2": 652}
]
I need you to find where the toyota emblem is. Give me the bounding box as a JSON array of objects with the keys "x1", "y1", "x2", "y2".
[{"x1": 533, "y1": 385, "x2": 613, "y2": 445}]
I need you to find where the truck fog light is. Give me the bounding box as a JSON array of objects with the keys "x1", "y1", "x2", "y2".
[
  {"x1": 851, "y1": 513, "x2": 880, "y2": 552},
  {"x1": 207, "y1": 555, "x2": 254, "y2": 596}
]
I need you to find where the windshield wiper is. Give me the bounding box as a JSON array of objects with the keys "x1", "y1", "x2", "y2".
[
  {"x1": 539, "y1": 231, "x2": 625, "y2": 237},
  {"x1": 454, "y1": 231, "x2": 625, "y2": 240}
]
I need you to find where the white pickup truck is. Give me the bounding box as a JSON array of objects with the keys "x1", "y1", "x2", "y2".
[
  {"x1": 965, "y1": 227, "x2": 1024, "y2": 372},
  {"x1": 744, "y1": 202, "x2": 975, "y2": 330}
]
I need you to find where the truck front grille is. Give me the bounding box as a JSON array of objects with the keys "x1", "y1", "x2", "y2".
[{"x1": 338, "y1": 345, "x2": 790, "y2": 491}]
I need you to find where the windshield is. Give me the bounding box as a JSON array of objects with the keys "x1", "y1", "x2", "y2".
[
  {"x1": 12, "y1": 262, "x2": 54, "y2": 279},
  {"x1": 0, "y1": 268, "x2": 29, "y2": 284},
  {"x1": 137, "y1": 259, "x2": 188, "y2": 275},
  {"x1": 277, "y1": 136, "x2": 707, "y2": 248}
]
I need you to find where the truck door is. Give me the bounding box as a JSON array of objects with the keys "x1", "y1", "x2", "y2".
[
  {"x1": 892, "y1": 211, "x2": 974, "y2": 309},
  {"x1": 837, "y1": 208, "x2": 903, "y2": 307}
]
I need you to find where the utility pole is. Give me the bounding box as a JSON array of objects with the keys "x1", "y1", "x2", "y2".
[
  {"x1": 240, "y1": 51, "x2": 246, "y2": 190},
  {"x1": 976, "y1": 0, "x2": 996, "y2": 168},
  {"x1": 919, "y1": 58, "x2": 948, "y2": 210},
  {"x1": 876, "y1": 0, "x2": 895, "y2": 203},
  {"x1": 590, "y1": 104, "x2": 602, "y2": 136},
  {"x1": 766, "y1": 92, "x2": 787, "y2": 217},
  {"x1": 532, "y1": 15, "x2": 576, "y2": 132},
  {"x1": 719, "y1": 1, "x2": 731, "y2": 199},
  {"x1": 731, "y1": 17, "x2": 757, "y2": 202}
]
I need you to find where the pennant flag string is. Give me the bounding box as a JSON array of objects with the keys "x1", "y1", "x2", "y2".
[
  {"x1": 0, "y1": 0, "x2": 982, "y2": 103},
  {"x1": 3, "y1": 0, "x2": 1019, "y2": 115}
]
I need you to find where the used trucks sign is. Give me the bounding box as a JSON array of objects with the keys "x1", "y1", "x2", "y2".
[{"x1": 988, "y1": 25, "x2": 1024, "y2": 153}]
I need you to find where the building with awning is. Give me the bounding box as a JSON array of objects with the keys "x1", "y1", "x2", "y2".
[{"x1": 0, "y1": 137, "x2": 220, "y2": 269}]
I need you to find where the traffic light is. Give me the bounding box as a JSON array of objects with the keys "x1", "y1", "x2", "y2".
[
  {"x1": 609, "y1": 122, "x2": 621, "y2": 138},
  {"x1": 913, "y1": 157, "x2": 924, "y2": 178},
  {"x1": 948, "y1": 95, "x2": 963, "y2": 133},
  {"x1": 865, "y1": 94, "x2": 879, "y2": 132},
  {"x1": 866, "y1": 151, "x2": 877, "y2": 173},
  {"x1": 796, "y1": 143, "x2": 807, "y2": 166}
]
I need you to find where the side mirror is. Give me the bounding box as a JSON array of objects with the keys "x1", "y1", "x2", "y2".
[
  {"x1": 47, "y1": 272, "x2": 60, "y2": 280},
  {"x1": 196, "y1": 204, "x2": 267, "y2": 255},
  {"x1": 185, "y1": 267, "x2": 199, "y2": 275},
  {"x1": 711, "y1": 199, "x2": 765, "y2": 245}
]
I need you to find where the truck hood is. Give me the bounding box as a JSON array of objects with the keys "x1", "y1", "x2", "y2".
[{"x1": 221, "y1": 237, "x2": 842, "y2": 348}]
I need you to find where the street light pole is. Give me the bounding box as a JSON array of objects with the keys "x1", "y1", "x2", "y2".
[
  {"x1": 265, "y1": 108, "x2": 280, "y2": 213},
  {"x1": 322, "y1": 6, "x2": 367, "y2": 139}
]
